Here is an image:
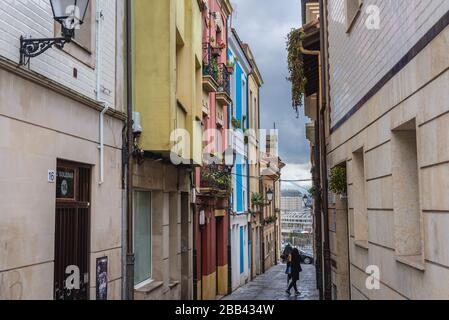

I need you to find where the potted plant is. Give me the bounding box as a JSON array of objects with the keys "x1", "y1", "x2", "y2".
[
  {"x1": 226, "y1": 60, "x2": 235, "y2": 74},
  {"x1": 231, "y1": 117, "x2": 241, "y2": 129},
  {"x1": 217, "y1": 40, "x2": 226, "y2": 49},
  {"x1": 211, "y1": 46, "x2": 222, "y2": 57},
  {"x1": 251, "y1": 193, "x2": 264, "y2": 211},
  {"x1": 264, "y1": 216, "x2": 277, "y2": 225},
  {"x1": 329, "y1": 166, "x2": 347, "y2": 198},
  {"x1": 210, "y1": 58, "x2": 219, "y2": 80}
]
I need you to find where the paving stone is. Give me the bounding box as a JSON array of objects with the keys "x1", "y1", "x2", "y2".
[{"x1": 223, "y1": 264, "x2": 319, "y2": 301}]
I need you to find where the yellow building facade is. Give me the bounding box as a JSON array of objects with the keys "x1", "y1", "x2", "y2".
[
  {"x1": 131, "y1": 0, "x2": 203, "y2": 300},
  {"x1": 134, "y1": 0, "x2": 202, "y2": 163}
]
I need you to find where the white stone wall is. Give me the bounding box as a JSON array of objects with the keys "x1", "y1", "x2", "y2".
[
  {"x1": 327, "y1": 0, "x2": 449, "y2": 126},
  {"x1": 327, "y1": 14, "x2": 449, "y2": 299},
  {"x1": 0, "y1": 0, "x2": 119, "y2": 109}
]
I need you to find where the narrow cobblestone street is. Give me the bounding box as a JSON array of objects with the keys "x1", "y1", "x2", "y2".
[{"x1": 223, "y1": 264, "x2": 319, "y2": 301}]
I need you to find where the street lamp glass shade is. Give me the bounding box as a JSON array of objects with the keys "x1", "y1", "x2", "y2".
[
  {"x1": 50, "y1": 0, "x2": 90, "y2": 30},
  {"x1": 266, "y1": 189, "x2": 274, "y2": 203},
  {"x1": 199, "y1": 210, "x2": 206, "y2": 226}
]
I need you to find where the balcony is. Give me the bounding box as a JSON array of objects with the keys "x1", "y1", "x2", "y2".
[
  {"x1": 306, "y1": 122, "x2": 315, "y2": 144},
  {"x1": 203, "y1": 63, "x2": 219, "y2": 93},
  {"x1": 216, "y1": 63, "x2": 232, "y2": 107},
  {"x1": 199, "y1": 164, "x2": 232, "y2": 197}
]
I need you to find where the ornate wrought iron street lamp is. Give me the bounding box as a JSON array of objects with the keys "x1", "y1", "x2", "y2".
[
  {"x1": 20, "y1": 0, "x2": 90, "y2": 65},
  {"x1": 266, "y1": 189, "x2": 274, "y2": 203}
]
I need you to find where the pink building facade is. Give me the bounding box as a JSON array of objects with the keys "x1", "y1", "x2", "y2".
[{"x1": 194, "y1": 0, "x2": 233, "y2": 300}]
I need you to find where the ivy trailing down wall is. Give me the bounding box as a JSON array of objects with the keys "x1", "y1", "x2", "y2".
[{"x1": 286, "y1": 28, "x2": 308, "y2": 118}]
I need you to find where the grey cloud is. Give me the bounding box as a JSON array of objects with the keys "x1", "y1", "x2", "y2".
[{"x1": 231, "y1": 0, "x2": 311, "y2": 168}]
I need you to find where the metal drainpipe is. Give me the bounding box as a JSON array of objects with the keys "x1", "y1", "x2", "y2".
[
  {"x1": 319, "y1": 0, "x2": 332, "y2": 300},
  {"x1": 192, "y1": 171, "x2": 198, "y2": 300},
  {"x1": 260, "y1": 184, "x2": 265, "y2": 274},
  {"x1": 299, "y1": 21, "x2": 332, "y2": 299},
  {"x1": 272, "y1": 183, "x2": 277, "y2": 265},
  {"x1": 227, "y1": 207, "x2": 232, "y2": 294},
  {"x1": 125, "y1": 0, "x2": 135, "y2": 301},
  {"x1": 95, "y1": 4, "x2": 108, "y2": 186},
  {"x1": 99, "y1": 104, "x2": 109, "y2": 185},
  {"x1": 313, "y1": 98, "x2": 323, "y2": 300}
]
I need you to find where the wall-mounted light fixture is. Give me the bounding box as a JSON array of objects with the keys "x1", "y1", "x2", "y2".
[
  {"x1": 20, "y1": 0, "x2": 90, "y2": 66},
  {"x1": 199, "y1": 210, "x2": 206, "y2": 227},
  {"x1": 266, "y1": 189, "x2": 274, "y2": 203}
]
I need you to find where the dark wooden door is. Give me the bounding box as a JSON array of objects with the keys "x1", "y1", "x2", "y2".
[{"x1": 54, "y1": 161, "x2": 91, "y2": 300}]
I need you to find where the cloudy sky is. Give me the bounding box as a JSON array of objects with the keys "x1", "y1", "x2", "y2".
[{"x1": 231, "y1": 0, "x2": 311, "y2": 192}]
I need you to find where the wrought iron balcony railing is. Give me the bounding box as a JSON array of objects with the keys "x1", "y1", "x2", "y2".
[
  {"x1": 200, "y1": 163, "x2": 232, "y2": 195},
  {"x1": 217, "y1": 63, "x2": 231, "y2": 95},
  {"x1": 203, "y1": 62, "x2": 219, "y2": 84}
]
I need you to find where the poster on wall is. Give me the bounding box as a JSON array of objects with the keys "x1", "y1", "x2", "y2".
[
  {"x1": 56, "y1": 167, "x2": 75, "y2": 200},
  {"x1": 96, "y1": 257, "x2": 108, "y2": 300}
]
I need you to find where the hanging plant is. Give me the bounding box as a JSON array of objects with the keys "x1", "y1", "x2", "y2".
[
  {"x1": 286, "y1": 28, "x2": 308, "y2": 118},
  {"x1": 329, "y1": 166, "x2": 347, "y2": 196}
]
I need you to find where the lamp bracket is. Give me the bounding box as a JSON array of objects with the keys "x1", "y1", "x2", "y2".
[{"x1": 20, "y1": 28, "x2": 73, "y2": 66}]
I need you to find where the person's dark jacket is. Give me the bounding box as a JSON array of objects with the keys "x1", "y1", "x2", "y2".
[{"x1": 290, "y1": 254, "x2": 303, "y2": 281}]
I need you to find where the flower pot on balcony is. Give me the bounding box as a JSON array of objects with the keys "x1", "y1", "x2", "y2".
[
  {"x1": 211, "y1": 47, "x2": 222, "y2": 57},
  {"x1": 226, "y1": 66, "x2": 234, "y2": 74}
]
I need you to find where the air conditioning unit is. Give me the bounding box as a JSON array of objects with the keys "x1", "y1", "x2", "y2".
[{"x1": 132, "y1": 112, "x2": 143, "y2": 135}]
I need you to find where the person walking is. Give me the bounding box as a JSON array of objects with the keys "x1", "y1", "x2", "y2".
[
  {"x1": 286, "y1": 248, "x2": 302, "y2": 296},
  {"x1": 282, "y1": 243, "x2": 293, "y2": 286}
]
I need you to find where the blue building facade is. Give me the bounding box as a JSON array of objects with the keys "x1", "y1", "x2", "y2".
[{"x1": 228, "y1": 29, "x2": 252, "y2": 290}]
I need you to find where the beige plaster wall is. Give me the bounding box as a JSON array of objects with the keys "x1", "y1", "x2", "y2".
[{"x1": 0, "y1": 69, "x2": 123, "y2": 300}]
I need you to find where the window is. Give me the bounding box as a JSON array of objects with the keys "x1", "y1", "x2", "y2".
[
  {"x1": 55, "y1": 0, "x2": 95, "y2": 66},
  {"x1": 134, "y1": 191, "x2": 152, "y2": 285},
  {"x1": 240, "y1": 226, "x2": 245, "y2": 274},
  {"x1": 242, "y1": 79, "x2": 246, "y2": 128},
  {"x1": 254, "y1": 97, "x2": 257, "y2": 129},
  {"x1": 249, "y1": 90, "x2": 253, "y2": 128},
  {"x1": 352, "y1": 148, "x2": 368, "y2": 248},
  {"x1": 346, "y1": 0, "x2": 363, "y2": 32},
  {"x1": 392, "y1": 119, "x2": 424, "y2": 269}
]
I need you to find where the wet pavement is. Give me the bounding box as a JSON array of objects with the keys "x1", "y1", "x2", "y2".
[{"x1": 223, "y1": 263, "x2": 319, "y2": 301}]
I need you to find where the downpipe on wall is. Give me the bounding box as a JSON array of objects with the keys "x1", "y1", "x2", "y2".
[
  {"x1": 125, "y1": 0, "x2": 135, "y2": 300},
  {"x1": 95, "y1": 4, "x2": 108, "y2": 186}
]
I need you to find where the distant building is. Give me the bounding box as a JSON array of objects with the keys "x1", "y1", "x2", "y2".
[
  {"x1": 281, "y1": 210, "x2": 313, "y2": 235},
  {"x1": 281, "y1": 190, "x2": 304, "y2": 212}
]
